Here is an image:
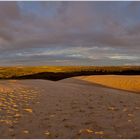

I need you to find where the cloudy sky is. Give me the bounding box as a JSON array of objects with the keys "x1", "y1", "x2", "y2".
[{"x1": 0, "y1": 1, "x2": 140, "y2": 66}]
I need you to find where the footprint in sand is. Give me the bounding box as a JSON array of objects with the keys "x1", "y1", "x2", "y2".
[
  {"x1": 0, "y1": 86, "x2": 39, "y2": 130},
  {"x1": 23, "y1": 130, "x2": 29, "y2": 134},
  {"x1": 108, "y1": 106, "x2": 119, "y2": 111}
]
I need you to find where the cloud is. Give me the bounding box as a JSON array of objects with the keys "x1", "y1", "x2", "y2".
[
  {"x1": 0, "y1": 2, "x2": 20, "y2": 20},
  {"x1": 0, "y1": 1, "x2": 140, "y2": 65},
  {"x1": 108, "y1": 55, "x2": 140, "y2": 60}
]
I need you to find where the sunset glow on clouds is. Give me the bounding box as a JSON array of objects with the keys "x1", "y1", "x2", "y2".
[{"x1": 0, "y1": 1, "x2": 140, "y2": 65}]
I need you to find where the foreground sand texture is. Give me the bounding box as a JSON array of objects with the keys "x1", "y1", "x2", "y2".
[
  {"x1": 76, "y1": 75, "x2": 140, "y2": 93},
  {"x1": 0, "y1": 79, "x2": 140, "y2": 138}
]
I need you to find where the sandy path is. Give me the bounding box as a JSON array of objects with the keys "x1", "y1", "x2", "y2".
[{"x1": 0, "y1": 79, "x2": 140, "y2": 139}]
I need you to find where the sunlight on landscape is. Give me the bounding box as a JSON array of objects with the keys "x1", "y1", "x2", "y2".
[
  {"x1": 76, "y1": 75, "x2": 140, "y2": 93},
  {"x1": 0, "y1": 1, "x2": 140, "y2": 139},
  {"x1": 0, "y1": 82, "x2": 38, "y2": 129},
  {"x1": 0, "y1": 78, "x2": 140, "y2": 138}
]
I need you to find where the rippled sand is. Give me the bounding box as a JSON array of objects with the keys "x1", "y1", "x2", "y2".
[
  {"x1": 0, "y1": 80, "x2": 39, "y2": 138},
  {"x1": 76, "y1": 75, "x2": 140, "y2": 93},
  {"x1": 0, "y1": 79, "x2": 140, "y2": 138}
]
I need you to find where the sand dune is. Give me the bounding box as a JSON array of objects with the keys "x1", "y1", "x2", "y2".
[
  {"x1": 0, "y1": 79, "x2": 140, "y2": 138},
  {"x1": 76, "y1": 75, "x2": 140, "y2": 93}
]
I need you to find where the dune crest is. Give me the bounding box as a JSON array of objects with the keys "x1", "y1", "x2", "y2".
[{"x1": 76, "y1": 75, "x2": 140, "y2": 93}]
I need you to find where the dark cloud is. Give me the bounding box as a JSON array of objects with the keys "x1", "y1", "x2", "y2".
[
  {"x1": 0, "y1": 1, "x2": 140, "y2": 65},
  {"x1": 0, "y1": 2, "x2": 20, "y2": 20}
]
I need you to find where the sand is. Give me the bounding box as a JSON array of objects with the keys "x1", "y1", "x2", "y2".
[
  {"x1": 0, "y1": 78, "x2": 140, "y2": 138},
  {"x1": 76, "y1": 75, "x2": 140, "y2": 93}
]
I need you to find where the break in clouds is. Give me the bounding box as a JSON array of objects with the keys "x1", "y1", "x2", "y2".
[{"x1": 0, "y1": 1, "x2": 140, "y2": 66}]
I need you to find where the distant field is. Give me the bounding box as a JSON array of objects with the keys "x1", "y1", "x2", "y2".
[
  {"x1": 76, "y1": 75, "x2": 140, "y2": 93},
  {"x1": 0, "y1": 66, "x2": 140, "y2": 80}
]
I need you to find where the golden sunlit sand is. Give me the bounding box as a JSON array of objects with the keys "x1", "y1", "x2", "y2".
[
  {"x1": 76, "y1": 75, "x2": 140, "y2": 93},
  {"x1": 0, "y1": 81, "x2": 39, "y2": 136},
  {"x1": 0, "y1": 79, "x2": 140, "y2": 138},
  {"x1": 0, "y1": 0, "x2": 140, "y2": 139}
]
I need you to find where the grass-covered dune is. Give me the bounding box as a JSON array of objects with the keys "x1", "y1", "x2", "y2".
[{"x1": 0, "y1": 66, "x2": 140, "y2": 81}]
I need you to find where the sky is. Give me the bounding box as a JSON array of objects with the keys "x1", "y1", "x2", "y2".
[{"x1": 0, "y1": 1, "x2": 140, "y2": 66}]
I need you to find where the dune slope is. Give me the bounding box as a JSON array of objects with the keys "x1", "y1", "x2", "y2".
[
  {"x1": 76, "y1": 75, "x2": 140, "y2": 93},
  {"x1": 0, "y1": 79, "x2": 140, "y2": 139}
]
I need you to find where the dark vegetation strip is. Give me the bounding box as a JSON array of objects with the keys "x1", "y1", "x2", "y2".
[{"x1": 0, "y1": 66, "x2": 140, "y2": 81}]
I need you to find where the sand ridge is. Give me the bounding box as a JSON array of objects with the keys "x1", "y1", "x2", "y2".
[{"x1": 76, "y1": 75, "x2": 140, "y2": 93}]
